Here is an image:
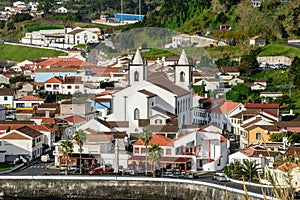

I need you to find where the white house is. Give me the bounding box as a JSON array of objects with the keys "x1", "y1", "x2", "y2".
[
  {"x1": 14, "y1": 95, "x2": 44, "y2": 108},
  {"x1": 0, "y1": 126, "x2": 43, "y2": 163},
  {"x1": 44, "y1": 76, "x2": 63, "y2": 94},
  {"x1": 62, "y1": 76, "x2": 84, "y2": 95},
  {"x1": 55, "y1": 6, "x2": 67, "y2": 13},
  {"x1": 0, "y1": 88, "x2": 15, "y2": 109}
]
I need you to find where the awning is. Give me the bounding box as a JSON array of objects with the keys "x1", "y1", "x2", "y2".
[{"x1": 128, "y1": 155, "x2": 192, "y2": 163}]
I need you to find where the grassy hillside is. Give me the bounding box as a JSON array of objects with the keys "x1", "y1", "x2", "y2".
[
  {"x1": 0, "y1": 43, "x2": 67, "y2": 62},
  {"x1": 258, "y1": 44, "x2": 300, "y2": 58}
]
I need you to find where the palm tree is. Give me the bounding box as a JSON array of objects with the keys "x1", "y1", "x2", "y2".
[
  {"x1": 139, "y1": 128, "x2": 152, "y2": 175},
  {"x1": 241, "y1": 160, "x2": 260, "y2": 182},
  {"x1": 59, "y1": 140, "x2": 74, "y2": 175},
  {"x1": 148, "y1": 144, "x2": 161, "y2": 177},
  {"x1": 73, "y1": 129, "x2": 86, "y2": 174}
]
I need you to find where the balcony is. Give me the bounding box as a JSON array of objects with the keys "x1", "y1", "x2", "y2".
[{"x1": 183, "y1": 152, "x2": 195, "y2": 156}]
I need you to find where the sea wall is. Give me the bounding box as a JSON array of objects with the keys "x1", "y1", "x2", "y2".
[{"x1": 0, "y1": 176, "x2": 268, "y2": 200}]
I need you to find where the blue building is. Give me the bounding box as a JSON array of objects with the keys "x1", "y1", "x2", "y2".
[
  {"x1": 114, "y1": 13, "x2": 144, "y2": 22},
  {"x1": 35, "y1": 68, "x2": 78, "y2": 82}
]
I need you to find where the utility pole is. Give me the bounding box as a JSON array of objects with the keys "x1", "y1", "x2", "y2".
[
  {"x1": 139, "y1": 0, "x2": 141, "y2": 21},
  {"x1": 121, "y1": 0, "x2": 123, "y2": 23}
]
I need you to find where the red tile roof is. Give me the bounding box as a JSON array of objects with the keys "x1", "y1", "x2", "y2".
[
  {"x1": 16, "y1": 96, "x2": 44, "y2": 101},
  {"x1": 212, "y1": 101, "x2": 240, "y2": 114},
  {"x1": 0, "y1": 124, "x2": 54, "y2": 132},
  {"x1": 134, "y1": 134, "x2": 173, "y2": 146},
  {"x1": 277, "y1": 163, "x2": 298, "y2": 172},
  {"x1": 45, "y1": 76, "x2": 63, "y2": 83},
  {"x1": 244, "y1": 103, "x2": 280, "y2": 109},
  {"x1": 63, "y1": 115, "x2": 86, "y2": 123}
]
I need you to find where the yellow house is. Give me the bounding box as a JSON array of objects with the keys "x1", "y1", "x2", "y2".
[{"x1": 243, "y1": 125, "x2": 280, "y2": 147}]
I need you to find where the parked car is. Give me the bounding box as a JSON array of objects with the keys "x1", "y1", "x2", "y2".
[
  {"x1": 185, "y1": 172, "x2": 199, "y2": 179},
  {"x1": 172, "y1": 171, "x2": 185, "y2": 178},
  {"x1": 136, "y1": 168, "x2": 145, "y2": 174},
  {"x1": 217, "y1": 175, "x2": 230, "y2": 182},
  {"x1": 89, "y1": 167, "x2": 104, "y2": 175},
  {"x1": 294, "y1": 190, "x2": 300, "y2": 199},
  {"x1": 162, "y1": 172, "x2": 173, "y2": 178},
  {"x1": 212, "y1": 172, "x2": 225, "y2": 180},
  {"x1": 60, "y1": 167, "x2": 81, "y2": 175},
  {"x1": 124, "y1": 168, "x2": 135, "y2": 175}
]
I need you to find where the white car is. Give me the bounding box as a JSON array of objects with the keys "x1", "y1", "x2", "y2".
[{"x1": 217, "y1": 175, "x2": 230, "y2": 182}]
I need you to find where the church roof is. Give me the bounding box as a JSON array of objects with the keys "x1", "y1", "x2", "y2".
[
  {"x1": 148, "y1": 75, "x2": 190, "y2": 97},
  {"x1": 178, "y1": 49, "x2": 189, "y2": 65},
  {"x1": 132, "y1": 49, "x2": 143, "y2": 65}
]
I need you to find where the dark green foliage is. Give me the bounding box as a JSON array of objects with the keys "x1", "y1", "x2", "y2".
[
  {"x1": 193, "y1": 85, "x2": 205, "y2": 95},
  {"x1": 241, "y1": 160, "x2": 260, "y2": 182},
  {"x1": 215, "y1": 54, "x2": 239, "y2": 67},
  {"x1": 12, "y1": 13, "x2": 33, "y2": 23},
  {"x1": 0, "y1": 21, "x2": 5, "y2": 29},
  {"x1": 225, "y1": 84, "x2": 250, "y2": 102},
  {"x1": 224, "y1": 161, "x2": 243, "y2": 179},
  {"x1": 238, "y1": 50, "x2": 260, "y2": 75},
  {"x1": 289, "y1": 57, "x2": 300, "y2": 87},
  {"x1": 6, "y1": 22, "x2": 14, "y2": 30},
  {"x1": 269, "y1": 132, "x2": 300, "y2": 144},
  {"x1": 9, "y1": 75, "x2": 32, "y2": 84}
]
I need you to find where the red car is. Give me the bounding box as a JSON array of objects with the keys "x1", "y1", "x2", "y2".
[{"x1": 89, "y1": 167, "x2": 104, "y2": 175}]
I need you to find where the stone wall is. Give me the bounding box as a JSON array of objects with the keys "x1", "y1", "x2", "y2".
[{"x1": 0, "y1": 176, "x2": 267, "y2": 200}]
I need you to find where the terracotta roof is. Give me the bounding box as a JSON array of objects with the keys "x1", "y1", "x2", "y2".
[
  {"x1": 0, "y1": 88, "x2": 14, "y2": 96},
  {"x1": 244, "y1": 125, "x2": 278, "y2": 132},
  {"x1": 0, "y1": 131, "x2": 30, "y2": 140},
  {"x1": 45, "y1": 76, "x2": 62, "y2": 83},
  {"x1": 255, "y1": 78, "x2": 266, "y2": 82},
  {"x1": 35, "y1": 68, "x2": 78, "y2": 72},
  {"x1": 86, "y1": 134, "x2": 113, "y2": 143},
  {"x1": 16, "y1": 126, "x2": 43, "y2": 138},
  {"x1": 128, "y1": 155, "x2": 191, "y2": 163},
  {"x1": 212, "y1": 101, "x2": 240, "y2": 114},
  {"x1": 0, "y1": 124, "x2": 54, "y2": 132},
  {"x1": 250, "y1": 36, "x2": 260, "y2": 40},
  {"x1": 134, "y1": 134, "x2": 173, "y2": 146},
  {"x1": 139, "y1": 119, "x2": 150, "y2": 127},
  {"x1": 244, "y1": 103, "x2": 280, "y2": 109},
  {"x1": 90, "y1": 68, "x2": 121, "y2": 73},
  {"x1": 220, "y1": 66, "x2": 239, "y2": 73},
  {"x1": 63, "y1": 76, "x2": 82, "y2": 84},
  {"x1": 67, "y1": 29, "x2": 85, "y2": 35},
  {"x1": 38, "y1": 103, "x2": 59, "y2": 109},
  {"x1": 241, "y1": 147, "x2": 280, "y2": 157},
  {"x1": 143, "y1": 124, "x2": 178, "y2": 132},
  {"x1": 277, "y1": 120, "x2": 300, "y2": 128},
  {"x1": 63, "y1": 115, "x2": 86, "y2": 123},
  {"x1": 277, "y1": 163, "x2": 298, "y2": 172},
  {"x1": 41, "y1": 118, "x2": 58, "y2": 124},
  {"x1": 16, "y1": 96, "x2": 44, "y2": 101}
]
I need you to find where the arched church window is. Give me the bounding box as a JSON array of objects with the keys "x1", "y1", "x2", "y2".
[
  {"x1": 134, "y1": 108, "x2": 140, "y2": 120},
  {"x1": 180, "y1": 71, "x2": 185, "y2": 82},
  {"x1": 134, "y1": 71, "x2": 139, "y2": 82}
]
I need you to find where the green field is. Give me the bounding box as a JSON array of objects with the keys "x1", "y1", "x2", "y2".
[
  {"x1": 258, "y1": 44, "x2": 300, "y2": 58},
  {"x1": 0, "y1": 43, "x2": 67, "y2": 62}
]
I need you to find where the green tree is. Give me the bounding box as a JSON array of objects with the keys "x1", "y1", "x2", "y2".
[
  {"x1": 238, "y1": 53, "x2": 259, "y2": 75},
  {"x1": 241, "y1": 160, "x2": 260, "y2": 182},
  {"x1": 289, "y1": 57, "x2": 300, "y2": 87},
  {"x1": 139, "y1": 128, "x2": 152, "y2": 175},
  {"x1": 38, "y1": 0, "x2": 55, "y2": 15},
  {"x1": 269, "y1": 132, "x2": 300, "y2": 144},
  {"x1": 225, "y1": 84, "x2": 250, "y2": 102},
  {"x1": 73, "y1": 129, "x2": 86, "y2": 174},
  {"x1": 59, "y1": 140, "x2": 74, "y2": 175},
  {"x1": 148, "y1": 144, "x2": 161, "y2": 177},
  {"x1": 193, "y1": 85, "x2": 205, "y2": 95}
]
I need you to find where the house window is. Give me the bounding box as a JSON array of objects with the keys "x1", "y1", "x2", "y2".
[
  {"x1": 180, "y1": 71, "x2": 185, "y2": 82},
  {"x1": 141, "y1": 148, "x2": 146, "y2": 154},
  {"x1": 67, "y1": 86, "x2": 72, "y2": 89},
  {"x1": 134, "y1": 147, "x2": 139, "y2": 154},
  {"x1": 155, "y1": 119, "x2": 162, "y2": 124},
  {"x1": 77, "y1": 36, "x2": 80, "y2": 39},
  {"x1": 166, "y1": 148, "x2": 171, "y2": 155},
  {"x1": 4, "y1": 96, "x2": 7, "y2": 101},
  {"x1": 256, "y1": 132, "x2": 261, "y2": 140},
  {"x1": 134, "y1": 108, "x2": 140, "y2": 120},
  {"x1": 75, "y1": 86, "x2": 80, "y2": 89},
  {"x1": 46, "y1": 84, "x2": 51, "y2": 88},
  {"x1": 134, "y1": 71, "x2": 139, "y2": 82}
]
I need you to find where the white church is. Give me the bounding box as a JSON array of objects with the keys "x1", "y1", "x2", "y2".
[{"x1": 107, "y1": 49, "x2": 193, "y2": 137}]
